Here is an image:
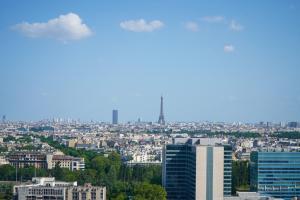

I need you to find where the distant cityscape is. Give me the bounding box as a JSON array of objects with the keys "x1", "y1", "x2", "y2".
[{"x1": 0, "y1": 96, "x2": 300, "y2": 199}]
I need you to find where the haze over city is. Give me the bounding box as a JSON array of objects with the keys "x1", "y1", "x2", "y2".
[{"x1": 0, "y1": 0, "x2": 300, "y2": 122}]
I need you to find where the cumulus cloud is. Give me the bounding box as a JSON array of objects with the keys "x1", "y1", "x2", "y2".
[
  {"x1": 201, "y1": 16, "x2": 224, "y2": 23},
  {"x1": 120, "y1": 19, "x2": 164, "y2": 32},
  {"x1": 224, "y1": 44, "x2": 235, "y2": 53},
  {"x1": 12, "y1": 13, "x2": 92, "y2": 41},
  {"x1": 229, "y1": 20, "x2": 243, "y2": 31},
  {"x1": 185, "y1": 21, "x2": 199, "y2": 32}
]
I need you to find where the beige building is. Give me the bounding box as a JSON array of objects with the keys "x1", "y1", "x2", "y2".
[
  {"x1": 7, "y1": 152, "x2": 85, "y2": 171},
  {"x1": 0, "y1": 155, "x2": 9, "y2": 165},
  {"x1": 195, "y1": 146, "x2": 224, "y2": 200},
  {"x1": 66, "y1": 183, "x2": 106, "y2": 200},
  {"x1": 48, "y1": 155, "x2": 85, "y2": 171},
  {"x1": 67, "y1": 139, "x2": 77, "y2": 148}
]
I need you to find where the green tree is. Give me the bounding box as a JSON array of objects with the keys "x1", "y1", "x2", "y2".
[
  {"x1": 133, "y1": 183, "x2": 166, "y2": 200},
  {"x1": 232, "y1": 160, "x2": 250, "y2": 194}
]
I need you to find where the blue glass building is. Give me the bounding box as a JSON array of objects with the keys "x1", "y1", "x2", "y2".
[{"x1": 250, "y1": 150, "x2": 300, "y2": 199}]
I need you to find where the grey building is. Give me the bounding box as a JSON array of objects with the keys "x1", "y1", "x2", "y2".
[
  {"x1": 112, "y1": 110, "x2": 118, "y2": 125},
  {"x1": 162, "y1": 138, "x2": 232, "y2": 200}
]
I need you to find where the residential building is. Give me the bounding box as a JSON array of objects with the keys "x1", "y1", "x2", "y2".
[
  {"x1": 8, "y1": 152, "x2": 48, "y2": 169},
  {"x1": 250, "y1": 149, "x2": 300, "y2": 199},
  {"x1": 7, "y1": 152, "x2": 85, "y2": 171},
  {"x1": 67, "y1": 139, "x2": 77, "y2": 148},
  {"x1": 48, "y1": 155, "x2": 85, "y2": 171}
]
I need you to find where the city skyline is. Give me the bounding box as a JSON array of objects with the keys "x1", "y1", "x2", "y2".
[{"x1": 0, "y1": 0, "x2": 300, "y2": 122}]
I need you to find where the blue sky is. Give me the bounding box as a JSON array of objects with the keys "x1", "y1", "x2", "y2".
[{"x1": 0, "y1": 0, "x2": 299, "y2": 122}]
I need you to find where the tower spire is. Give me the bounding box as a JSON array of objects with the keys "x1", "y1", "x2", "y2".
[{"x1": 158, "y1": 96, "x2": 165, "y2": 125}]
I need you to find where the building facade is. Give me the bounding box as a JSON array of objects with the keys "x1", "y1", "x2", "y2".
[
  {"x1": 7, "y1": 152, "x2": 85, "y2": 171},
  {"x1": 250, "y1": 149, "x2": 300, "y2": 199},
  {"x1": 13, "y1": 177, "x2": 106, "y2": 200},
  {"x1": 8, "y1": 152, "x2": 48, "y2": 169},
  {"x1": 162, "y1": 138, "x2": 231, "y2": 200},
  {"x1": 48, "y1": 155, "x2": 85, "y2": 171}
]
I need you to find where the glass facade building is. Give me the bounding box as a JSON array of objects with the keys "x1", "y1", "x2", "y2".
[
  {"x1": 224, "y1": 145, "x2": 232, "y2": 196},
  {"x1": 162, "y1": 138, "x2": 232, "y2": 200},
  {"x1": 163, "y1": 144, "x2": 195, "y2": 200},
  {"x1": 250, "y1": 150, "x2": 300, "y2": 199}
]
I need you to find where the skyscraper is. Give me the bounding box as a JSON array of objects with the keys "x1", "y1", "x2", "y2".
[
  {"x1": 250, "y1": 149, "x2": 300, "y2": 199},
  {"x1": 2, "y1": 115, "x2": 6, "y2": 123},
  {"x1": 112, "y1": 110, "x2": 118, "y2": 124},
  {"x1": 158, "y1": 96, "x2": 165, "y2": 125},
  {"x1": 162, "y1": 138, "x2": 231, "y2": 200}
]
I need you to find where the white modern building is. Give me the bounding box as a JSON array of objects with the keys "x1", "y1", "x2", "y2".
[{"x1": 13, "y1": 177, "x2": 106, "y2": 200}]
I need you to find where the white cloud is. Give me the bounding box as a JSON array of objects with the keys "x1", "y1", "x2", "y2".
[
  {"x1": 224, "y1": 44, "x2": 235, "y2": 53},
  {"x1": 185, "y1": 21, "x2": 199, "y2": 32},
  {"x1": 120, "y1": 19, "x2": 164, "y2": 32},
  {"x1": 12, "y1": 13, "x2": 92, "y2": 41},
  {"x1": 229, "y1": 20, "x2": 243, "y2": 31},
  {"x1": 201, "y1": 16, "x2": 224, "y2": 23}
]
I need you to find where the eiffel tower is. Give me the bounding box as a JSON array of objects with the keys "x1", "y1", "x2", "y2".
[{"x1": 158, "y1": 96, "x2": 165, "y2": 125}]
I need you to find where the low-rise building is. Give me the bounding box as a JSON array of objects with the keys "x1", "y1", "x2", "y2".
[
  {"x1": 7, "y1": 152, "x2": 85, "y2": 171},
  {"x1": 8, "y1": 152, "x2": 48, "y2": 169},
  {"x1": 49, "y1": 155, "x2": 85, "y2": 171},
  {"x1": 13, "y1": 177, "x2": 106, "y2": 200}
]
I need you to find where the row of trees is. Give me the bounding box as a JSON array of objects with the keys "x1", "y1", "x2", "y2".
[
  {"x1": 271, "y1": 131, "x2": 300, "y2": 139},
  {"x1": 232, "y1": 160, "x2": 250, "y2": 194}
]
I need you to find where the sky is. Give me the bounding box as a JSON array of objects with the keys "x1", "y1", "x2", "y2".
[{"x1": 0, "y1": 0, "x2": 300, "y2": 123}]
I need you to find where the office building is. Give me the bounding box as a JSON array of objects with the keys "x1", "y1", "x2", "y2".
[
  {"x1": 13, "y1": 177, "x2": 106, "y2": 200},
  {"x1": 162, "y1": 138, "x2": 232, "y2": 200},
  {"x1": 224, "y1": 144, "x2": 233, "y2": 196},
  {"x1": 250, "y1": 149, "x2": 300, "y2": 199},
  {"x1": 112, "y1": 110, "x2": 118, "y2": 124}
]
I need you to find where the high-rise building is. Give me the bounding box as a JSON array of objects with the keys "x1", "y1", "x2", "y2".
[
  {"x1": 2, "y1": 115, "x2": 6, "y2": 123},
  {"x1": 250, "y1": 149, "x2": 300, "y2": 199},
  {"x1": 158, "y1": 96, "x2": 165, "y2": 125},
  {"x1": 112, "y1": 109, "x2": 118, "y2": 124},
  {"x1": 162, "y1": 138, "x2": 232, "y2": 200},
  {"x1": 224, "y1": 144, "x2": 233, "y2": 196}
]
